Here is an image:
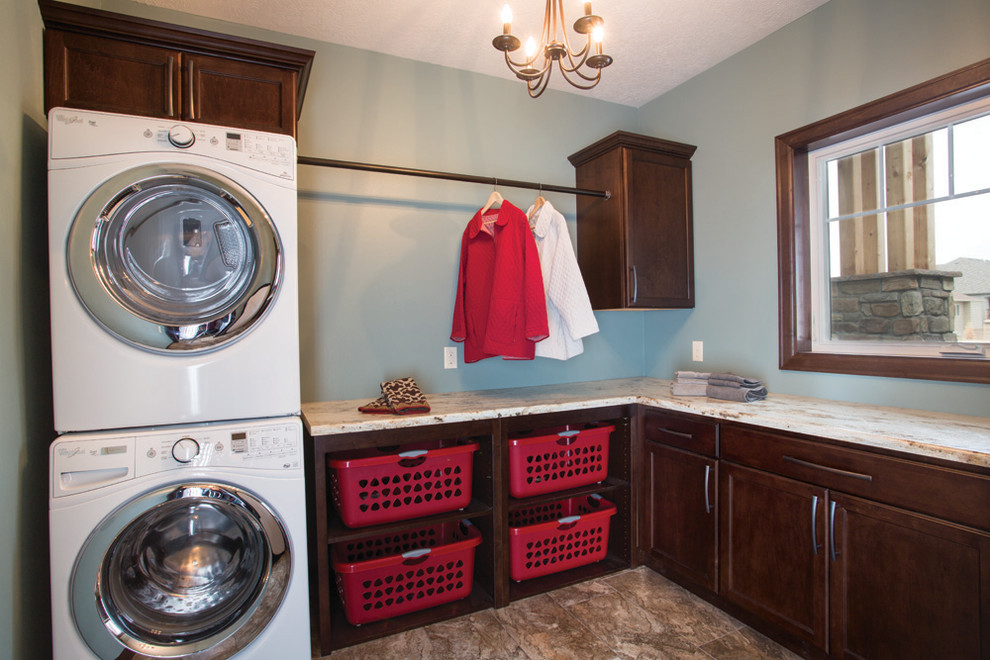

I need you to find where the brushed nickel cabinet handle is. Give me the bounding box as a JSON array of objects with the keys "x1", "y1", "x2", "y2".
[
  {"x1": 630, "y1": 265, "x2": 638, "y2": 304},
  {"x1": 829, "y1": 499, "x2": 839, "y2": 562},
  {"x1": 783, "y1": 455, "x2": 873, "y2": 482},
  {"x1": 656, "y1": 427, "x2": 693, "y2": 441},
  {"x1": 704, "y1": 464, "x2": 713, "y2": 514},
  {"x1": 811, "y1": 495, "x2": 822, "y2": 555}
]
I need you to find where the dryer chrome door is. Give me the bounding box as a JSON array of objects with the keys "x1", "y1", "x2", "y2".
[
  {"x1": 66, "y1": 164, "x2": 282, "y2": 354},
  {"x1": 71, "y1": 483, "x2": 292, "y2": 659}
]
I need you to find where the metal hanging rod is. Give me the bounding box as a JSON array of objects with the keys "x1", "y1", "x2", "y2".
[{"x1": 297, "y1": 155, "x2": 611, "y2": 199}]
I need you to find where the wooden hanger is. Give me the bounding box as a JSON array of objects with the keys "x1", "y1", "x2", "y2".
[
  {"x1": 481, "y1": 182, "x2": 504, "y2": 217},
  {"x1": 481, "y1": 190, "x2": 503, "y2": 216},
  {"x1": 527, "y1": 193, "x2": 546, "y2": 221}
]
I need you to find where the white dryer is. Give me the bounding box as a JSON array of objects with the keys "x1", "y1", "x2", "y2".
[
  {"x1": 48, "y1": 108, "x2": 300, "y2": 433},
  {"x1": 50, "y1": 416, "x2": 310, "y2": 660}
]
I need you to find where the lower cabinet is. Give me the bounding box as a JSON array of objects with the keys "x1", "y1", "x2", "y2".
[
  {"x1": 720, "y1": 462, "x2": 828, "y2": 649},
  {"x1": 829, "y1": 493, "x2": 989, "y2": 659},
  {"x1": 717, "y1": 423, "x2": 990, "y2": 659},
  {"x1": 639, "y1": 410, "x2": 718, "y2": 593}
]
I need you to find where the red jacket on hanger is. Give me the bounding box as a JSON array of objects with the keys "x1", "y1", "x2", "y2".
[{"x1": 451, "y1": 201, "x2": 548, "y2": 362}]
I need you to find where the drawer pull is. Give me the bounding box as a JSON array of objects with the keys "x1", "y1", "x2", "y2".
[
  {"x1": 656, "y1": 427, "x2": 694, "y2": 441},
  {"x1": 811, "y1": 495, "x2": 822, "y2": 555},
  {"x1": 783, "y1": 456, "x2": 873, "y2": 482},
  {"x1": 704, "y1": 465, "x2": 713, "y2": 514}
]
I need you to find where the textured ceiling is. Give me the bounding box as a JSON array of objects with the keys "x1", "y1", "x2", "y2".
[{"x1": 130, "y1": 0, "x2": 830, "y2": 107}]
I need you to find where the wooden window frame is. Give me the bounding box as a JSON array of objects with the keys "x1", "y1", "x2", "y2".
[{"x1": 776, "y1": 58, "x2": 990, "y2": 384}]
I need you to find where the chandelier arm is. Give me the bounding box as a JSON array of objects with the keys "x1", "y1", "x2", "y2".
[
  {"x1": 505, "y1": 51, "x2": 538, "y2": 71},
  {"x1": 559, "y1": 40, "x2": 592, "y2": 73},
  {"x1": 560, "y1": 60, "x2": 603, "y2": 83},
  {"x1": 558, "y1": 66, "x2": 602, "y2": 90},
  {"x1": 528, "y1": 69, "x2": 553, "y2": 98}
]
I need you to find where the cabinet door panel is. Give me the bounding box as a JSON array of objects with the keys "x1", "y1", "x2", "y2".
[
  {"x1": 645, "y1": 441, "x2": 717, "y2": 591},
  {"x1": 45, "y1": 31, "x2": 179, "y2": 118},
  {"x1": 720, "y1": 462, "x2": 827, "y2": 648},
  {"x1": 829, "y1": 493, "x2": 988, "y2": 660},
  {"x1": 186, "y1": 54, "x2": 296, "y2": 135},
  {"x1": 623, "y1": 149, "x2": 693, "y2": 308}
]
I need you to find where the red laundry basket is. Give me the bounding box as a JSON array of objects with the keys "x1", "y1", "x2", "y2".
[
  {"x1": 328, "y1": 440, "x2": 478, "y2": 527},
  {"x1": 331, "y1": 520, "x2": 482, "y2": 625},
  {"x1": 508, "y1": 424, "x2": 613, "y2": 497},
  {"x1": 508, "y1": 494, "x2": 616, "y2": 581}
]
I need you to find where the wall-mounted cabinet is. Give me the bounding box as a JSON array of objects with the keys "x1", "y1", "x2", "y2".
[
  {"x1": 40, "y1": 0, "x2": 314, "y2": 137},
  {"x1": 568, "y1": 131, "x2": 697, "y2": 309}
]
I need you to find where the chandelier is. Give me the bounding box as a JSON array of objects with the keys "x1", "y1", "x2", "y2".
[{"x1": 492, "y1": 2, "x2": 613, "y2": 98}]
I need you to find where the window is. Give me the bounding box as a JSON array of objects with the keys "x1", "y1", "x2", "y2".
[{"x1": 776, "y1": 58, "x2": 990, "y2": 384}]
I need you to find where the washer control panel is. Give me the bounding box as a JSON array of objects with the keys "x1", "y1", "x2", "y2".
[
  {"x1": 136, "y1": 419, "x2": 302, "y2": 476},
  {"x1": 51, "y1": 416, "x2": 303, "y2": 498}
]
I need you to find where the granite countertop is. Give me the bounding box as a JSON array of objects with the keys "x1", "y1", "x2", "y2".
[{"x1": 302, "y1": 377, "x2": 990, "y2": 470}]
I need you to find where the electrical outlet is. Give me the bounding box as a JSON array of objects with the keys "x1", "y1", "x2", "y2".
[
  {"x1": 444, "y1": 346, "x2": 458, "y2": 369},
  {"x1": 692, "y1": 341, "x2": 704, "y2": 362}
]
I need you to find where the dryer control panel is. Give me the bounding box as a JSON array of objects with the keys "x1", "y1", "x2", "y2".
[
  {"x1": 51, "y1": 416, "x2": 302, "y2": 498},
  {"x1": 48, "y1": 107, "x2": 296, "y2": 181}
]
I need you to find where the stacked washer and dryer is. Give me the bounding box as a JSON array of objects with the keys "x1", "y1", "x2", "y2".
[{"x1": 47, "y1": 108, "x2": 311, "y2": 660}]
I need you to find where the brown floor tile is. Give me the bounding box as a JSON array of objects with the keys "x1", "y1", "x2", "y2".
[
  {"x1": 324, "y1": 567, "x2": 799, "y2": 660},
  {"x1": 565, "y1": 590, "x2": 714, "y2": 660},
  {"x1": 425, "y1": 609, "x2": 530, "y2": 659},
  {"x1": 604, "y1": 567, "x2": 743, "y2": 645},
  {"x1": 700, "y1": 627, "x2": 803, "y2": 660},
  {"x1": 496, "y1": 594, "x2": 625, "y2": 660},
  {"x1": 326, "y1": 627, "x2": 434, "y2": 659}
]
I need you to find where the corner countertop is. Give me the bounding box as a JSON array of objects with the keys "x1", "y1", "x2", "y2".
[{"x1": 301, "y1": 377, "x2": 990, "y2": 470}]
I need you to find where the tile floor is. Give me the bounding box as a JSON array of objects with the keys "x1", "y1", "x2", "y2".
[{"x1": 327, "y1": 566, "x2": 802, "y2": 659}]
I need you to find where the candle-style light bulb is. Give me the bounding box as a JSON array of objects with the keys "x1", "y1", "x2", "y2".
[
  {"x1": 502, "y1": 4, "x2": 513, "y2": 34},
  {"x1": 592, "y1": 25, "x2": 604, "y2": 54},
  {"x1": 525, "y1": 36, "x2": 538, "y2": 60}
]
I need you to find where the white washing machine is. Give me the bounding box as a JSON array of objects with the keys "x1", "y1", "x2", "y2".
[
  {"x1": 50, "y1": 416, "x2": 311, "y2": 660},
  {"x1": 48, "y1": 108, "x2": 300, "y2": 433}
]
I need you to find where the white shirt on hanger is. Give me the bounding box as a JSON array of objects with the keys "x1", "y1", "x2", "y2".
[{"x1": 527, "y1": 200, "x2": 599, "y2": 359}]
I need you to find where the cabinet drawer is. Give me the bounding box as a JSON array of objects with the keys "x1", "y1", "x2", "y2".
[
  {"x1": 643, "y1": 410, "x2": 717, "y2": 457},
  {"x1": 721, "y1": 424, "x2": 990, "y2": 532}
]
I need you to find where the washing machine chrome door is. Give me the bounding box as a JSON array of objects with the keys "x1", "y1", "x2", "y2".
[
  {"x1": 66, "y1": 163, "x2": 282, "y2": 354},
  {"x1": 71, "y1": 483, "x2": 292, "y2": 659}
]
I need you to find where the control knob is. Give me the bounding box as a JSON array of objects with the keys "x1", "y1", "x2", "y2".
[
  {"x1": 171, "y1": 437, "x2": 200, "y2": 463},
  {"x1": 168, "y1": 125, "x2": 195, "y2": 148}
]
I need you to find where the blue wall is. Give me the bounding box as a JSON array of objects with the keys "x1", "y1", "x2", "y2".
[
  {"x1": 293, "y1": 45, "x2": 645, "y2": 401},
  {"x1": 637, "y1": 0, "x2": 990, "y2": 415}
]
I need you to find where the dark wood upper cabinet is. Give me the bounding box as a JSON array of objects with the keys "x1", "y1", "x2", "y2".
[
  {"x1": 569, "y1": 132, "x2": 697, "y2": 309},
  {"x1": 40, "y1": 0, "x2": 314, "y2": 137}
]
